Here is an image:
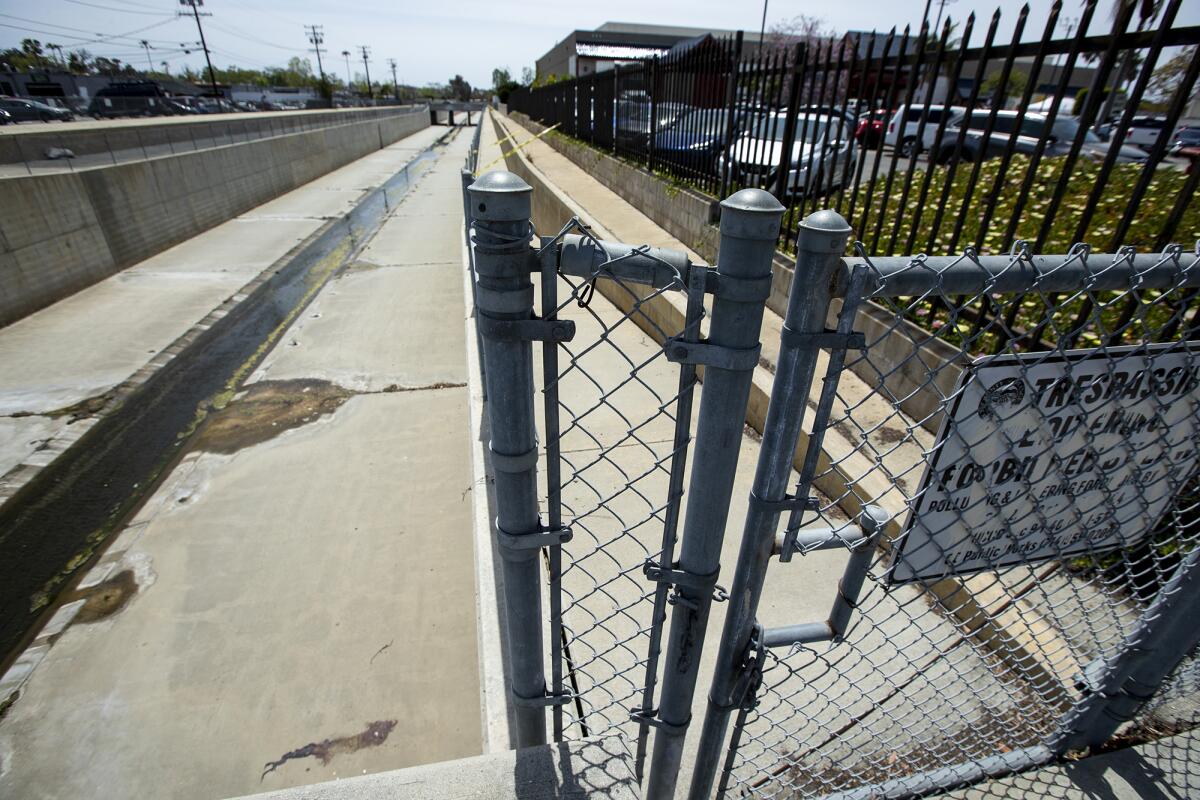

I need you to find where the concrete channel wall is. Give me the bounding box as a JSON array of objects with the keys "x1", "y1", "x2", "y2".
[
  {"x1": 0, "y1": 106, "x2": 419, "y2": 165},
  {"x1": 504, "y1": 111, "x2": 960, "y2": 433},
  {"x1": 0, "y1": 109, "x2": 429, "y2": 326}
]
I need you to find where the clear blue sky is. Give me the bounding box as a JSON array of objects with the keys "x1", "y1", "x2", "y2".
[{"x1": 0, "y1": 0, "x2": 1197, "y2": 88}]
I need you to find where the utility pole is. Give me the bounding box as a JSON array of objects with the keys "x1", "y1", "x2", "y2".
[
  {"x1": 178, "y1": 0, "x2": 219, "y2": 99},
  {"x1": 161, "y1": 61, "x2": 170, "y2": 76},
  {"x1": 304, "y1": 24, "x2": 329, "y2": 102},
  {"x1": 358, "y1": 45, "x2": 372, "y2": 99},
  {"x1": 387, "y1": 58, "x2": 399, "y2": 102},
  {"x1": 341, "y1": 49, "x2": 352, "y2": 96},
  {"x1": 140, "y1": 40, "x2": 155, "y2": 75},
  {"x1": 932, "y1": 0, "x2": 957, "y2": 35}
]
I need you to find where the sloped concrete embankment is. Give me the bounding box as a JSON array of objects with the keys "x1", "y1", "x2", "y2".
[{"x1": 0, "y1": 109, "x2": 430, "y2": 326}]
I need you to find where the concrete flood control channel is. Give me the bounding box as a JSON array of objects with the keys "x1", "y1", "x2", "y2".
[{"x1": 0, "y1": 128, "x2": 454, "y2": 677}]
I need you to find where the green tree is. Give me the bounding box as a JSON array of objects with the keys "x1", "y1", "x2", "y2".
[
  {"x1": 449, "y1": 74, "x2": 471, "y2": 101},
  {"x1": 982, "y1": 69, "x2": 1028, "y2": 108},
  {"x1": 491, "y1": 66, "x2": 522, "y2": 102}
]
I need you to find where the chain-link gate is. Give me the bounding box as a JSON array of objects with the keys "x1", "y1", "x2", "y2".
[
  {"x1": 693, "y1": 225, "x2": 1200, "y2": 799},
  {"x1": 465, "y1": 166, "x2": 1200, "y2": 799}
]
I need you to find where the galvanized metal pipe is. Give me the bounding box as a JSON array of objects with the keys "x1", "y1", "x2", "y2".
[
  {"x1": 468, "y1": 171, "x2": 547, "y2": 748},
  {"x1": 686, "y1": 210, "x2": 852, "y2": 800},
  {"x1": 1049, "y1": 542, "x2": 1200, "y2": 755},
  {"x1": 839, "y1": 249, "x2": 1200, "y2": 299},
  {"x1": 818, "y1": 745, "x2": 1054, "y2": 800},
  {"x1": 645, "y1": 189, "x2": 784, "y2": 800}
]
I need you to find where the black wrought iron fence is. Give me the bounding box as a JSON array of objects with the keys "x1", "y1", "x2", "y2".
[{"x1": 509, "y1": 0, "x2": 1199, "y2": 262}]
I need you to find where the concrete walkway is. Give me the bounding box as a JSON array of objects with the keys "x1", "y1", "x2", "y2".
[
  {"x1": 0, "y1": 128, "x2": 481, "y2": 798},
  {"x1": 0, "y1": 124, "x2": 445, "y2": 501}
]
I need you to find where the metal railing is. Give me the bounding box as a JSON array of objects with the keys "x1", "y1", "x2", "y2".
[
  {"x1": 509, "y1": 0, "x2": 1200, "y2": 263},
  {"x1": 464, "y1": 168, "x2": 1200, "y2": 798}
]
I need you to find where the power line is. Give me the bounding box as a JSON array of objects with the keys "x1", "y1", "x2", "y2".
[
  {"x1": 0, "y1": 12, "x2": 180, "y2": 44},
  {"x1": 59, "y1": 0, "x2": 176, "y2": 16},
  {"x1": 207, "y1": 20, "x2": 304, "y2": 52}
]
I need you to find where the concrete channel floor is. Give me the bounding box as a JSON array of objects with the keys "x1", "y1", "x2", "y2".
[{"x1": 0, "y1": 127, "x2": 482, "y2": 798}]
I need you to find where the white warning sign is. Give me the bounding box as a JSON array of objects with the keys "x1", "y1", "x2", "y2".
[{"x1": 889, "y1": 343, "x2": 1200, "y2": 584}]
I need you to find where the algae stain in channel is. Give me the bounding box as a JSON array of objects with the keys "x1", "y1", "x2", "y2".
[{"x1": 194, "y1": 380, "x2": 353, "y2": 454}]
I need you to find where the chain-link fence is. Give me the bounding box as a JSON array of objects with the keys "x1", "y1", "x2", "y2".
[
  {"x1": 706, "y1": 239, "x2": 1200, "y2": 800},
  {"x1": 467, "y1": 166, "x2": 1200, "y2": 799}
]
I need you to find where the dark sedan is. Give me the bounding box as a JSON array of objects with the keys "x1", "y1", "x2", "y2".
[
  {"x1": 0, "y1": 97, "x2": 74, "y2": 122},
  {"x1": 652, "y1": 108, "x2": 741, "y2": 169}
]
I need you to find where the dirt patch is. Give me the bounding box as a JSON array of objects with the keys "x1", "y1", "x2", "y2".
[
  {"x1": 261, "y1": 719, "x2": 398, "y2": 780},
  {"x1": 65, "y1": 570, "x2": 138, "y2": 624},
  {"x1": 195, "y1": 379, "x2": 353, "y2": 454}
]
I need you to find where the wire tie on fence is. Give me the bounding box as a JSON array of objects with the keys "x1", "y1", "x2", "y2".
[
  {"x1": 779, "y1": 327, "x2": 866, "y2": 352},
  {"x1": 664, "y1": 338, "x2": 762, "y2": 371},
  {"x1": 577, "y1": 278, "x2": 597, "y2": 308}
]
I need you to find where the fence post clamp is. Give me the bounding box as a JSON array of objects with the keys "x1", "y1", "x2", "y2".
[
  {"x1": 664, "y1": 338, "x2": 762, "y2": 371},
  {"x1": 630, "y1": 705, "x2": 690, "y2": 735},
  {"x1": 748, "y1": 491, "x2": 820, "y2": 516},
  {"x1": 477, "y1": 312, "x2": 576, "y2": 343},
  {"x1": 643, "y1": 559, "x2": 728, "y2": 605},
  {"x1": 512, "y1": 685, "x2": 575, "y2": 708},
  {"x1": 496, "y1": 522, "x2": 573, "y2": 556},
  {"x1": 780, "y1": 327, "x2": 866, "y2": 351}
]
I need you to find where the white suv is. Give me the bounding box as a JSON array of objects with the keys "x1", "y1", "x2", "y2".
[
  {"x1": 1123, "y1": 116, "x2": 1169, "y2": 150},
  {"x1": 884, "y1": 104, "x2": 963, "y2": 157}
]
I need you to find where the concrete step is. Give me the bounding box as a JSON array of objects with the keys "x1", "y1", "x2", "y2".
[{"x1": 226, "y1": 737, "x2": 640, "y2": 800}]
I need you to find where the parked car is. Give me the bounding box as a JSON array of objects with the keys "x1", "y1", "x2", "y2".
[
  {"x1": 1168, "y1": 126, "x2": 1200, "y2": 157},
  {"x1": 884, "y1": 104, "x2": 962, "y2": 157},
  {"x1": 88, "y1": 82, "x2": 192, "y2": 118},
  {"x1": 855, "y1": 109, "x2": 889, "y2": 149},
  {"x1": 934, "y1": 110, "x2": 1148, "y2": 164},
  {"x1": 0, "y1": 97, "x2": 74, "y2": 122},
  {"x1": 616, "y1": 99, "x2": 689, "y2": 148},
  {"x1": 1123, "y1": 115, "x2": 1169, "y2": 150},
  {"x1": 718, "y1": 111, "x2": 857, "y2": 196},
  {"x1": 0, "y1": 108, "x2": 10, "y2": 125},
  {"x1": 653, "y1": 108, "x2": 742, "y2": 167}
]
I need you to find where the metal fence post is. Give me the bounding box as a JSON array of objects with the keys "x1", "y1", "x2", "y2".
[
  {"x1": 468, "y1": 171, "x2": 562, "y2": 749},
  {"x1": 645, "y1": 189, "x2": 784, "y2": 800},
  {"x1": 1050, "y1": 543, "x2": 1200, "y2": 755},
  {"x1": 686, "y1": 209, "x2": 852, "y2": 800}
]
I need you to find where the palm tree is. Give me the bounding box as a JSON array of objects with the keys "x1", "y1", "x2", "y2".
[{"x1": 1097, "y1": 0, "x2": 1163, "y2": 124}]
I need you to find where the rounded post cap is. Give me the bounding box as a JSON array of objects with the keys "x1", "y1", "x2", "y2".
[
  {"x1": 468, "y1": 170, "x2": 531, "y2": 222},
  {"x1": 469, "y1": 170, "x2": 532, "y2": 195},
  {"x1": 858, "y1": 504, "x2": 890, "y2": 535},
  {"x1": 799, "y1": 209, "x2": 853, "y2": 236},
  {"x1": 720, "y1": 187, "x2": 785, "y2": 216},
  {"x1": 719, "y1": 188, "x2": 785, "y2": 241}
]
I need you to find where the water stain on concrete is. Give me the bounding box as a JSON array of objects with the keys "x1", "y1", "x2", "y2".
[
  {"x1": 260, "y1": 719, "x2": 398, "y2": 780},
  {"x1": 66, "y1": 570, "x2": 138, "y2": 624},
  {"x1": 194, "y1": 379, "x2": 352, "y2": 454}
]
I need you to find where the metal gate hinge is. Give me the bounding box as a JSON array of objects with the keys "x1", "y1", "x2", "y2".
[
  {"x1": 748, "y1": 491, "x2": 820, "y2": 515},
  {"x1": 664, "y1": 338, "x2": 761, "y2": 371},
  {"x1": 630, "y1": 705, "x2": 690, "y2": 735},
  {"x1": 780, "y1": 327, "x2": 865, "y2": 351},
  {"x1": 477, "y1": 312, "x2": 576, "y2": 343},
  {"x1": 497, "y1": 522, "x2": 572, "y2": 554}
]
